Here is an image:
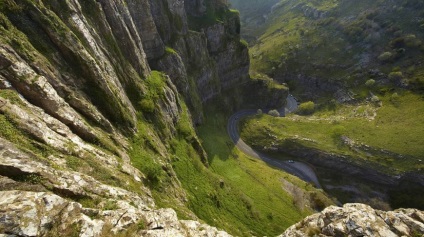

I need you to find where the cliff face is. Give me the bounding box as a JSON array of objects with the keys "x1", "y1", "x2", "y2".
[
  {"x1": 280, "y1": 203, "x2": 424, "y2": 237},
  {"x1": 148, "y1": 0, "x2": 249, "y2": 122},
  {"x1": 0, "y1": 0, "x2": 248, "y2": 235}
]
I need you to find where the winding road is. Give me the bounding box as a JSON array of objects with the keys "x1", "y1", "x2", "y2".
[{"x1": 227, "y1": 94, "x2": 322, "y2": 188}]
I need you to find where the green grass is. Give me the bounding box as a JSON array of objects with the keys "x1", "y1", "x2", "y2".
[
  {"x1": 134, "y1": 101, "x2": 332, "y2": 236},
  {"x1": 188, "y1": 105, "x2": 331, "y2": 236},
  {"x1": 138, "y1": 71, "x2": 167, "y2": 114},
  {"x1": 165, "y1": 46, "x2": 177, "y2": 55},
  {"x1": 240, "y1": 91, "x2": 424, "y2": 173},
  {"x1": 129, "y1": 118, "x2": 166, "y2": 189},
  {"x1": 127, "y1": 101, "x2": 312, "y2": 236}
]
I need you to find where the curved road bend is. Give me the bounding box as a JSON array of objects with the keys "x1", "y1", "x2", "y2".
[{"x1": 227, "y1": 95, "x2": 322, "y2": 188}]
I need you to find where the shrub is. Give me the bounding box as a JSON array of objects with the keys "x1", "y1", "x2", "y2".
[
  {"x1": 390, "y1": 92, "x2": 400, "y2": 104},
  {"x1": 378, "y1": 52, "x2": 393, "y2": 62},
  {"x1": 388, "y1": 71, "x2": 403, "y2": 81},
  {"x1": 139, "y1": 98, "x2": 155, "y2": 113},
  {"x1": 143, "y1": 161, "x2": 163, "y2": 186},
  {"x1": 365, "y1": 79, "x2": 376, "y2": 87},
  {"x1": 297, "y1": 101, "x2": 315, "y2": 115},
  {"x1": 176, "y1": 118, "x2": 193, "y2": 140},
  {"x1": 268, "y1": 109, "x2": 280, "y2": 117},
  {"x1": 139, "y1": 71, "x2": 167, "y2": 113},
  {"x1": 257, "y1": 109, "x2": 263, "y2": 115},
  {"x1": 404, "y1": 34, "x2": 422, "y2": 47}
]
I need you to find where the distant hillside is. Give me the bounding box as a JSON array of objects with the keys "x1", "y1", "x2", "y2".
[
  {"x1": 229, "y1": 0, "x2": 279, "y2": 40},
  {"x1": 231, "y1": 0, "x2": 424, "y2": 98},
  {"x1": 232, "y1": 0, "x2": 424, "y2": 211}
]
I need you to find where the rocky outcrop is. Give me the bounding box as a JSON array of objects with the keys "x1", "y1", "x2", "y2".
[
  {"x1": 280, "y1": 203, "x2": 424, "y2": 237},
  {"x1": 242, "y1": 78, "x2": 288, "y2": 109},
  {"x1": 0, "y1": 0, "x2": 248, "y2": 236},
  {"x1": 0, "y1": 190, "x2": 231, "y2": 237},
  {"x1": 274, "y1": 72, "x2": 343, "y2": 100}
]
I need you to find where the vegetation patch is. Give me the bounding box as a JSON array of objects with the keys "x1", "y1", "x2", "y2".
[
  {"x1": 139, "y1": 71, "x2": 167, "y2": 114},
  {"x1": 189, "y1": 105, "x2": 331, "y2": 236},
  {"x1": 129, "y1": 120, "x2": 166, "y2": 189},
  {"x1": 240, "y1": 91, "x2": 424, "y2": 173}
]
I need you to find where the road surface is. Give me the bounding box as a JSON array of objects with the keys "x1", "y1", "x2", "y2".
[{"x1": 227, "y1": 95, "x2": 321, "y2": 188}]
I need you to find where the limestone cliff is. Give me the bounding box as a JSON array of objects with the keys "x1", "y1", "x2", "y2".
[
  {"x1": 280, "y1": 203, "x2": 424, "y2": 237},
  {"x1": 0, "y1": 0, "x2": 248, "y2": 235}
]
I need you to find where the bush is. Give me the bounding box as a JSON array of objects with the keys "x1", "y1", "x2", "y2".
[
  {"x1": 388, "y1": 71, "x2": 403, "y2": 81},
  {"x1": 143, "y1": 161, "x2": 163, "y2": 186},
  {"x1": 390, "y1": 92, "x2": 400, "y2": 104},
  {"x1": 378, "y1": 52, "x2": 393, "y2": 62},
  {"x1": 297, "y1": 101, "x2": 315, "y2": 115},
  {"x1": 404, "y1": 34, "x2": 422, "y2": 47},
  {"x1": 365, "y1": 79, "x2": 376, "y2": 87},
  {"x1": 268, "y1": 109, "x2": 280, "y2": 117},
  {"x1": 257, "y1": 109, "x2": 263, "y2": 115},
  {"x1": 139, "y1": 98, "x2": 155, "y2": 113}
]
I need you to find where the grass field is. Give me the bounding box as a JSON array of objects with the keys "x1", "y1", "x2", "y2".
[{"x1": 240, "y1": 91, "x2": 424, "y2": 173}]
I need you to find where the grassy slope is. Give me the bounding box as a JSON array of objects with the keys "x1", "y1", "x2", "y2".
[
  {"x1": 175, "y1": 105, "x2": 321, "y2": 236},
  {"x1": 128, "y1": 89, "x2": 333, "y2": 236},
  {"x1": 236, "y1": 0, "x2": 424, "y2": 174},
  {"x1": 249, "y1": 0, "x2": 424, "y2": 93},
  {"x1": 240, "y1": 91, "x2": 424, "y2": 173}
]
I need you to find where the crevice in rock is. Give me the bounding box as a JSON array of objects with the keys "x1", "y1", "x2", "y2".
[
  {"x1": 0, "y1": 165, "x2": 42, "y2": 183},
  {"x1": 51, "y1": 187, "x2": 88, "y2": 201},
  {"x1": 113, "y1": 210, "x2": 128, "y2": 227}
]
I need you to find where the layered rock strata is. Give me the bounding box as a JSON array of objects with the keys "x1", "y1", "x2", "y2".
[{"x1": 0, "y1": 0, "x2": 248, "y2": 235}]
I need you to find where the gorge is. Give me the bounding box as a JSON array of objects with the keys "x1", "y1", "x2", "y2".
[{"x1": 1, "y1": 0, "x2": 424, "y2": 236}]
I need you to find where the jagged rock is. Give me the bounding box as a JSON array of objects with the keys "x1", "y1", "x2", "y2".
[
  {"x1": 0, "y1": 137, "x2": 152, "y2": 208},
  {"x1": 280, "y1": 203, "x2": 424, "y2": 237},
  {"x1": 0, "y1": 190, "x2": 231, "y2": 237}
]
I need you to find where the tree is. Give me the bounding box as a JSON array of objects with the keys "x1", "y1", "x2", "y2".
[
  {"x1": 297, "y1": 101, "x2": 315, "y2": 115},
  {"x1": 388, "y1": 71, "x2": 403, "y2": 81},
  {"x1": 365, "y1": 79, "x2": 376, "y2": 87},
  {"x1": 378, "y1": 52, "x2": 393, "y2": 62}
]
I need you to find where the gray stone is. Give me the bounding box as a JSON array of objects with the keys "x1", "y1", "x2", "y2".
[{"x1": 280, "y1": 204, "x2": 424, "y2": 237}]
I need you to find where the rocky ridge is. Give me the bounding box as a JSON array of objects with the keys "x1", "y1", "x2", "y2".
[{"x1": 280, "y1": 203, "x2": 424, "y2": 237}]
